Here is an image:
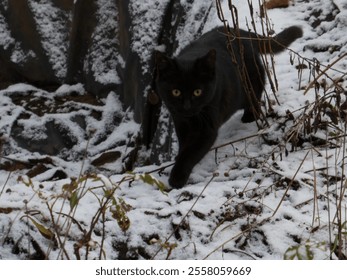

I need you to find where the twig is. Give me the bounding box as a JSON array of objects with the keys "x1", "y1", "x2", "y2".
[
  {"x1": 0, "y1": 171, "x2": 11, "y2": 198},
  {"x1": 303, "y1": 53, "x2": 347, "y2": 95},
  {"x1": 203, "y1": 216, "x2": 271, "y2": 259},
  {"x1": 146, "y1": 162, "x2": 174, "y2": 174},
  {"x1": 222, "y1": 248, "x2": 257, "y2": 260},
  {"x1": 211, "y1": 129, "x2": 267, "y2": 150},
  {"x1": 271, "y1": 150, "x2": 310, "y2": 217}
]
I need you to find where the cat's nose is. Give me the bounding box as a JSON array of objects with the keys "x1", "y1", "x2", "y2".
[{"x1": 183, "y1": 99, "x2": 191, "y2": 110}]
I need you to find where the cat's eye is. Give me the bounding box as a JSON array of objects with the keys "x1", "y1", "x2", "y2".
[
  {"x1": 193, "y1": 89, "x2": 202, "y2": 97},
  {"x1": 172, "y1": 89, "x2": 181, "y2": 97}
]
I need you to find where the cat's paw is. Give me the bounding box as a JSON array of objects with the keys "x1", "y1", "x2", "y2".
[
  {"x1": 241, "y1": 110, "x2": 256, "y2": 123},
  {"x1": 168, "y1": 166, "x2": 190, "y2": 189}
]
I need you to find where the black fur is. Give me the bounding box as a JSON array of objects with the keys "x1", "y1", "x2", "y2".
[{"x1": 155, "y1": 26, "x2": 302, "y2": 188}]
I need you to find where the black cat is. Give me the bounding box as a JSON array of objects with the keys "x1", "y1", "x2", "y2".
[{"x1": 155, "y1": 26, "x2": 303, "y2": 188}]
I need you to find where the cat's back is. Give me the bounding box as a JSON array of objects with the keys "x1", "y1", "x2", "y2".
[{"x1": 177, "y1": 27, "x2": 229, "y2": 60}]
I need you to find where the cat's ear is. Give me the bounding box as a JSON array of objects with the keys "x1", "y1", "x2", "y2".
[
  {"x1": 195, "y1": 49, "x2": 216, "y2": 77},
  {"x1": 155, "y1": 51, "x2": 174, "y2": 72},
  {"x1": 204, "y1": 49, "x2": 216, "y2": 68}
]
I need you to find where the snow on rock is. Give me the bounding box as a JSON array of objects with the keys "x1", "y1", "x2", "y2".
[
  {"x1": 0, "y1": 12, "x2": 14, "y2": 50},
  {"x1": 85, "y1": 0, "x2": 122, "y2": 85},
  {"x1": 130, "y1": 0, "x2": 170, "y2": 67},
  {"x1": 28, "y1": 0, "x2": 71, "y2": 79}
]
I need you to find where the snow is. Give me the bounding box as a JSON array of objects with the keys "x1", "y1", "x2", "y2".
[
  {"x1": 0, "y1": 12, "x2": 14, "y2": 50},
  {"x1": 55, "y1": 83, "x2": 85, "y2": 96},
  {"x1": 28, "y1": 0, "x2": 71, "y2": 79},
  {"x1": 130, "y1": 0, "x2": 170, "y2": 63},
  {"x1": 86, "y1": 0, "x2": 122, "y2": 85},
  {"x1": 1, "y1": 0, "x2": 347, "y2": 260},
  {"x1": 174, "y1": 1, "x2": 214, "y2": 54}
]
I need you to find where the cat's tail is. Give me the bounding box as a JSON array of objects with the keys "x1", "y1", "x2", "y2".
[{"x1": 258, "y1": 26, "x2": 303, "y2": 54}]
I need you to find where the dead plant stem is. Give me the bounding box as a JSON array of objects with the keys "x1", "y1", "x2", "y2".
[
  {"x1": 303, "y1": 53, "x2": 347, "y2": 95},
  {"x1": 272, "y1": 150, "x2": 310, "y2": 217}
]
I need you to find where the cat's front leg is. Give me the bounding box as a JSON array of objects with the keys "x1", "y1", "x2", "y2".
[
  {"x1": 169, "y1": 161, "x2": 192, "y2": 189},
  {"x1": 169, "y1": 130, "x2": 217, "y2": 189}
]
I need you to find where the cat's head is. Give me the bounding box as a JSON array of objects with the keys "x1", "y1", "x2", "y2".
[{"x1": 155, "y1": 49, "x2": 216, "y2": 117}]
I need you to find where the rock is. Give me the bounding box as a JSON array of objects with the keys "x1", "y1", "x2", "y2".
[
  {"x1": 91, "y1": 151, "x2": 122, "y2": 167},
  {"x1": 260, "y1": 0, "x2": 290, "y2": 17},
  {"x1": 264, "y1": 0, "x2": 290, "y2": 10},
  {"x1": 0, "y1": 0, "x2": 216, "y2": 166},
  {"x1": 11, "y1": 119, "x2": 78, "y2": 156}
]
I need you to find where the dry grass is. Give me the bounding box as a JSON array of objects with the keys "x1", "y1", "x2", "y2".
[{"x1": 212, "y1": 0, "x2": 347, "y2": 259}]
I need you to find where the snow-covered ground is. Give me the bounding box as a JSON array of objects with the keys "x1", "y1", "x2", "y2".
[{"x1": 0, "y1": 0, "x2": 346, "y2": 259}]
